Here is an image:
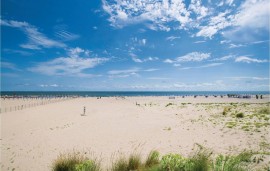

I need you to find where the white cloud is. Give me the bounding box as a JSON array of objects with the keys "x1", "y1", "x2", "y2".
[
  {"x1": 54, "y1": 30, "x2": 80, "y2": 41},
  {"x1": 142, "y1": 39, "x2": 147, "y2": 45},
  {"x1": 108, "y1": 67, "x2": 158, "y2": 78},
  {"x1": 188, "y1": 0, "x2": 209, "y2": 20},
  {"x1": 102, "y1": 0, "x2": 191, "y2": 31},
  {"x1": 102, "y1": 0, "x2": 269, "y2": 41},
  {"x1": 28, "y1": 48, "x2": 108, "y2": 77},
  {"x1": 68, "y1": 47, "x2": 91, "y2": 58},
  {"x1": 173, "y1": 63, "x2": 181, "y2": 67},
  {"x1": 163, "y1": 59, "x2": 174, "y2": 63},
  {"x1": 227, "y1": 77, "x2": 269, "y2": 80},
  {"x1": 1, "y1": 19, "x2": 66, "y2": 49},
  {"x1": 180, "y1": 63, "x2": 223, "y2": 70},
  {"x1": 229, "y1": 43, "x2": 245, "y2": 48},
  {"x1": 144, "y1": 68, "x2": 159, "y2": 72},
  {"x1": 164, "y1": 52, "x2": 211, "y2": 66},
  {"x1": 210, "y1": 55, "x2": 235, "y2": 61},
  {"x1": 223, "y1": 0, "x2": 269, "y2": 42},
  {"x1": 176, "y1": 52, "x2": 210, "y2": 62},
  {"x1": 196, "y1": 10, "x2": 232, "y2": 38},
  {"x1": 194, "y1": 40, "x2": 206, "y2": 43},
  {"x1": 148, "y1": 77, "x2": 170, "y2": 80},
  {"x1": 108, "y1": 68, "x2": 139, "y2": 75},
  {"x1": 1, "y1": 62, "x2": 21, "y2": 71},
  {"x1": 166, "y1": 36, "x2": 181, "y2": 41},
  {"x1": 3, "y1": 49, "x2": 32, "y2": 56},
  {"x1": 234, "y1": 0, "x2": 269, "y2": 30},
  {"x1": 235, "y1": 56, "x2": 268, "y2": 63},
  {"x1": 40, "y1": 84, "x2": 59, "y2": 88},
  {"x1": 130, "y1": 53, "x2": 158, "y2": 63}
]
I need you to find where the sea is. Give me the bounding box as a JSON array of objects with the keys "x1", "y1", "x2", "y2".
[{"x1": 0, "y1": 91, "x2": 269, "y2": 97}]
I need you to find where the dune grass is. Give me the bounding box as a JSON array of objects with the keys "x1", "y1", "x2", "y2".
[
  {"x1": 52, "y1": 152, "x2": 100, "y2": 171},
  {"x1": 52, "y1": 146, "x2": 264, "y2": 171}
]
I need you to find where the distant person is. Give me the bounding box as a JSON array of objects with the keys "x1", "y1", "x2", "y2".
[
  {"x1": 256, "y1": 95, "x2": 258, "y2": 99},
  {"x1": 83, "y1": 106, "x2": 86, "y2": 115},
  {"x1": 260, "y1": 95, "x2": 263, "y2": 99}
]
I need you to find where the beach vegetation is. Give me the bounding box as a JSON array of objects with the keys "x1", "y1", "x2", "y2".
[
  {"x1": 236, "y1": 113, "x2": 244, "y2": 118},
  {"x1": 52, "y1": 152, "x2": 100, "y2": 171},
  {"x1": 163, "y1": 127, "x2": 171, "y2": 131},
  {"x1": 258, "y1": 107, "x2": 270, "y2": 114},
  {"x1": 145, "y1": 151, "x2": 160, "y2": 168},
  {"x1": 165, "y1": 103, "x2": 173, "y2": 107},
  {"x1": 112, "y1": 154, "x2": 142, "y2": 171},
  {"x1": 222, "y1": 107, "x2": 231, "y2": 115},
  {"x1": 75, "y1": 160, "x2": 101, "y2": 171},
  {"x1": 212, "y1": 151, "x2": 252, "y2": 171},
  {"x1": 52, "y1": 148, "x2": 263, "y2": 171},
  {"x1": 226, "y1": 122, "x2": 237, "y2": 128}
]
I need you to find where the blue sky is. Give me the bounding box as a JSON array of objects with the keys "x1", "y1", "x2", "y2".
[{"x1": 1, "y1": 0, "x2": 269, "y2": 91}]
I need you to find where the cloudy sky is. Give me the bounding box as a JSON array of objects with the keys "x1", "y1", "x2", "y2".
[{"x1": 1, "y1": 0, "x2": 269, "y2": 91}]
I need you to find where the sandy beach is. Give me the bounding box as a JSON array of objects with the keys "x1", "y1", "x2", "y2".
[{"x1": 1, "y1": 96, "x2": 270, "y2": 170}]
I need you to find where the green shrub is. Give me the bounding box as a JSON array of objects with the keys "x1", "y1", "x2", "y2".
[
  {"x1": 222, "y1": 107, "x2": 231, "y2": 115},
  {"x1": 52, "y1": 153, "x2": 86, "y2": 171},
  {"x1": 165, "y1": 103, "x2": 173, "y2": 107},
  {"x1": 160, "y1": 153, "x2": 189, "y2": 170},
  {"x1": 75, "y1": 160, "x2": 100, "y2": 171},
  {"x1": 112, "y1": 158, "x2": 129, "y2": 171},
  {"x1": 236, "y1": 113, "x2": 244, "y2": 118},
  {"x1": 128, "y1": 154, "x2": 142, "y2": 170},
  {"x1": 189, "y1": 151, "x2": 210, "y2": 171},
  {"x1": 52, "y1": 152, "x2": 100, "y2": 171},
  {"x1": 258, "y1": 107, "x2": 270, "y2": 114},
  {"x1": 112, "y1": 154, "x2": 142, "y2": 171},
  {"x1": 212, "y1": 152, "x2": 252, "y2": 171},
  {"x1": 145, "y1": 151, "x2": 160, "y2": 168}
]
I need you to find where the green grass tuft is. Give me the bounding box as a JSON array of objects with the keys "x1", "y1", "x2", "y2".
[
  {"x1": 165, "y1": 103, "x2": 173, "y2": 107},
  {"x1": 52, "y1": 152, "x2": 100, "y2": 171},
  {"x1": 222, "y1": 107, "x2": 231, "y2": 115},
  {"x1": 112, "y1": 154, "x2": 142, "y2": 171},
  {"x1": 112, "y1": 158, "x2": 129, "y2": 171},
  {"x1": 236, "y1": 113, "x2": 244, "y2": 118},
  {"x1": 145, "y1": 151, "x2": 160, "y2": 168},
  {"x1": 258, "y1": 107, "x2": 270, "y2": 114},
  {"x1": 128, "y1": 154, "x2": 142, "y2": 170}
]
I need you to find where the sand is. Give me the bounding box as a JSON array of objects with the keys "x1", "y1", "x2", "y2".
[{"x1": 1, "y1": 96, "x2": 270, "y2": 170}]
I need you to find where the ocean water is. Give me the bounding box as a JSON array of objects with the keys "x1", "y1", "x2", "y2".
[{"x1": 0, "y1": 91, "x2": 269, "y2": 97}]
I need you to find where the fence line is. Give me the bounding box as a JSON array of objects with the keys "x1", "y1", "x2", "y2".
[{"x1": 0, "y1": 96, "x2": 78, "y2": 113}]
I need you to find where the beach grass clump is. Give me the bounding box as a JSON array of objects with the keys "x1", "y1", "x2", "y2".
[
  {"x1": 111, "y1": 158, "x2": 129, "y2": 171},
  {"x1": 226, "y1": 121, "x2": 237, "y2": 128},
  {"x1": 52, "y1": 152, "x2": 100, "y2": 171},
  {"x1": 75, "y1": 160, "x2": 101, "y2": 171},
  {"x1": 212, "y1": 151, "x2": 252, "y2": 171},
  {"x1": 165, "y1": 103, "x2": 174, "y2": 107},
  {"x1": 222, "y1": 106, "x2": 231, "y2": 115},
  {"x1": 53, "y1": 148, "x2": 262, "y2": 171},
  {"x1": 145, "y1": 151, "x2": 160, "y2": 168},
  {"x1": 112, "y1": 154, "x2": 142, "y2": 171},
  {"x1": 258, "y1": 107, "x2": 270, "y2": 114},
  {"x1": 236, "y1": 113, "x2": 244, "y2": 118},
  {"x1": 159, "y1": 153, "x2": 190, "y2": 170},
  {"x1": 128, "y1": 154, "x2": 142, "y2": 170}
]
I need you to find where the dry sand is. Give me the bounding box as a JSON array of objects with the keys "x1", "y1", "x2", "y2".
[{"x1": 1, "y1": 96, "x2": 270, "y2": 170}]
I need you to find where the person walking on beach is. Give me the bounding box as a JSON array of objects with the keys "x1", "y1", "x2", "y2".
[{"x1": 83, "y1": 106, "x2": 86, "y2": 115}]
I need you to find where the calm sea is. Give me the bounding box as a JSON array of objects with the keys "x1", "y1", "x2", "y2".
[{"x1": 0, "y1": 91, "x2": 269, "y2": 97}]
